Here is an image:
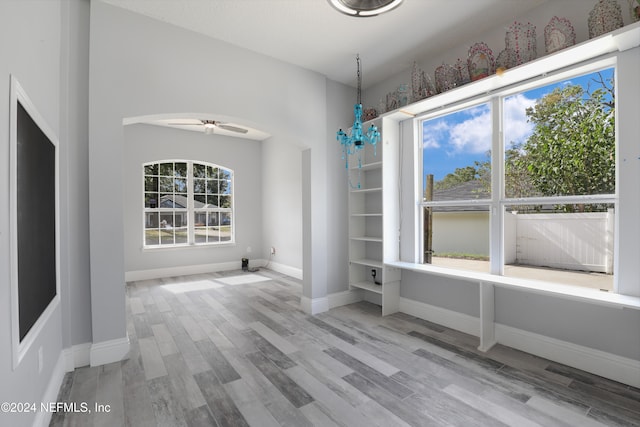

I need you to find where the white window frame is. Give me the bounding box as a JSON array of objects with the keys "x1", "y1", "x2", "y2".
[
  {"x1": 143, "y1": 160, "x2": 235, "y2": 248},
  {"x1": 417, "y1": 58, "x2": 618, "y2": 291}
]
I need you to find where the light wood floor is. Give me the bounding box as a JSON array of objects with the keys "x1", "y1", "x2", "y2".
[{"x1": 51, "y1": 269, "x2": 640, "y2": 427}]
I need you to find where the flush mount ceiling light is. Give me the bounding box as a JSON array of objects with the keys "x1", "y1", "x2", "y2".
[{"x1": 327, "y1": 0, "x2": 404, "y2": 17}]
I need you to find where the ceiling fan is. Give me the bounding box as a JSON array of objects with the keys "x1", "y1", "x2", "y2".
[{"x1": 167, "y1": 119, "x2": 248, "y2": 134}]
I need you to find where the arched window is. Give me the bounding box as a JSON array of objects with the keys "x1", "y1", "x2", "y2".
[{"x1": 143, "y1": 160, "x2": 233, "y2": 247}]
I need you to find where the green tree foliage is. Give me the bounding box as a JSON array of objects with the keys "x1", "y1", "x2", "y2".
[
  {"x1": 433, "y1": 165, "x2": 479, "y2": 190},
  {"x1": 517, "y1": 78, "x2": 615, "y2": 210}
]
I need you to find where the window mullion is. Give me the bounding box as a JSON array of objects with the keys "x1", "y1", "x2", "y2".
[
  {"x1": 187, "y1": 161, "x2": 194, "y2": 244},
  {"x1": 490, "y1": 97, "x2": 503, "y2": 276}
]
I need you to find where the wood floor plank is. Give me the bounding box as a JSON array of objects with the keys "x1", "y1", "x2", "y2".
[
  {"x1": 53, "y1": 270, "x2": 638, "y2": 427},
  {"x1": 139, "y1": 336, "x2": 168, "y2": 381},
  {"x1": 248, "y1": 321, "x2": 298, "y2": 355},
  {"x1": 194, "y1": 339, "x2": 241, "y2": 384},
  {"x1": 324, "y1": 347, "x2": 413, "y2": 399},
  {"x1": 193, "y1": 370, "x2": 249, "y2": 427},
  {"x1": 223, "y1": 378, "x2": 282, "y2": 427},
  {"x1": 245, "y1": 351, "x2": 314, "y2": 409}
]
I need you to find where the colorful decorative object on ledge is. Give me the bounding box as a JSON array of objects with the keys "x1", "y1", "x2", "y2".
[
  {"x1": 454, "y1": 58, "x2": 471, "y2": 86},
  {"x1": 588, "y1": 0, "x2": 624, "y2": 38},
  {"x1": 467, "y1": 42, "x2": 495, "y2": 81},
  {"x1": 363, "y1": 108, "x2": 378, "y2": 122},
  {"x1": 495, "y1": 48, "x2": 517, "y2": 70},
  {"x1": 336, "y1": 55, "x2": 380, "y2": 175},
  {"x1": 411, "y1": 62, "x2": 436, "y2": 102},
  {"x1": 435, "y1": 63, "x2": 457, "y2": 93},
  {"x1": 628, "y1": 0, "x2": 640, "y2": 22},
  {"x1": 545, "y1": 16, "x2": 576, "y2": 54},
  {"x1": 506, "y1": 21, "x2": 537, "y2": 65}
]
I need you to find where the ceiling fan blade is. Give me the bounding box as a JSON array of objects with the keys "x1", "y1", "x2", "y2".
[
  {"x1": 167, "y1": 122, "x2": 203, "y2": 126},
  {"x1": 217, "y1": 124, "x2": 248, "y2": 134}
]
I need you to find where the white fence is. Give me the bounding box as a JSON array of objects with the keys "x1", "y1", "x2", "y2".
[
  {"x1": 505, "y1": 209, "x2": 614, "y2": 273},
  {"x1": 432, "y1": 209, "x2": 614, "y2": 273}
]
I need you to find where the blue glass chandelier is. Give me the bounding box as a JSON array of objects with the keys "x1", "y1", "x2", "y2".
[{"x1": 337, "y1": 55, "x2": 380, "y2": 173}]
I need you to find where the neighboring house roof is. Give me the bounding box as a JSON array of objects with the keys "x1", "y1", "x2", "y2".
[
  {"x1": 430, "y1": 180, "x2": 490, "y2": 212},
  {"x1": 159, "y1": 194, "x2": 218, "y2": 209}
]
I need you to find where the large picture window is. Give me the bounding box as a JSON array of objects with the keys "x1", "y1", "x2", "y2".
[
  {"x1": 420, "y1": 67, "x2": 616, "y2": 291},
  {"x1": 144, "y1": 160, "x2": 233, "y2": 247}
]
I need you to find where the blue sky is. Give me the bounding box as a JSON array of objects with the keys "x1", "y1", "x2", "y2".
[{"x1": 422, "y1": 68, "x2": 614, "y2": 183}]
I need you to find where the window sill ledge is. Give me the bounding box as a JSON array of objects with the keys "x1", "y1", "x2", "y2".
[
  {"x1": 386, "y1": 261, "x2": 640, "y2": 311},
  {"x1": 142, "y1": 242, "x2": 236, "y2": 252}
]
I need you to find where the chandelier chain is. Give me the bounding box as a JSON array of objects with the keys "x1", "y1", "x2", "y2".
[{"x1": 357, "y1": 54, "x2": 362, "y2": 105}]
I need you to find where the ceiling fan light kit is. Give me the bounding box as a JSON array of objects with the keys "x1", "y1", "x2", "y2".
[
  {"x1": 167, "y1": 119, "x2": 248, "y2": 135},
  {"x1": 327, "y1": 0, "x2": 404, "y2": 17}
]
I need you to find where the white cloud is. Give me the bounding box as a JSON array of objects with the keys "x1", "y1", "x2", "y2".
[
  {"x1": 448, "y1": 110, "x2": 492, "y2": 154},
  {"x1": 503, "y1": 94, "x2": 536, "y2": 146}
]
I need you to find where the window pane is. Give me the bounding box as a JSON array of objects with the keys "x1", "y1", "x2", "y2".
[
  {"x1": 194, "y1": 194, "x2": 206, "y2": 206},
  {"x1": 193, "y1": 163, "x2": 206, "y2": 178},
  {"x1": 424, "y1": 205, "x2": 490, "y2": 273},
  {"x1": 194, "y1": 178, "x2": 205, "y2": 193},
  {"x1": 207, "y1": 166, "x2": 217, "y2": 178},
  {"x1": 219, "y1": 196, "x2": 231, "y2": 208},
  {"x1": 206, "y1": 179, "x2": 217, "y2": 194},
  {"x1": 175, "y1": 227, "x2": 188, "y2": 244},
  {"x1": 145, "y1": 164, "x2": 158, "y2": 175},
  {"x1": 207, "y1": 195, "x2": 219, "y2": 207},
  {"x1": 145, "y1": 193, "x2": 158, "y2": 208},
  {"x1": 208, "y1": 212, "x2": 219, "y2": 226},
  {"x1": 194, "y1": 227, "x2": 206, "y2": 244},
  {"x1": 207, "y1": 226, "x2": 220, "y2": 242},
  {"x1": 175, "y1": 162, "x2": 187, "y2": 178},
  {"x1": 503, "y1": 68, "x2": 615, "y2": 198},
  {"x1": 504, "y1": 204, "x2": 614, "y2": 291},
  {"x1": 159, "y1": 177, "x2": 173, "y2": 192},
  {"x1": 145, "y1": 230, "x2": 159, "y2": 246},
  {"x1": 221, "y1": 179, "x2": 231, "y2": 195},
  {"x1": 145, "y1": 212, "x2": 159, "y2": 229},
  {"x1": 220, "y1": 213, "x2": 232, "y2": 241},
  {"x1": 159, "y1": 163, "x2": 173, "y2": 177},
  {"x1": 422, "y1": 103, "x2": 491, "y2": 201},
  {"x1": 174, "y1": 178, "x2": 187, "y2": 193},
  {"x1": 145, "y1": 176, "x2": 158, "y2": 192}
]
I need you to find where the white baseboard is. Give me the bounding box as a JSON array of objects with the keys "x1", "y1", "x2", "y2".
[
  {"x1": 125, "y1": 261, "x2": 240, "y2": 282},
  {"x1": 90, "y1": 335, "x2": 130, "y2": 367},
  {"x1": 398, "y1": 297, "x2": 480, "y2": 337},
  {"x1": 328, "y1": 289, "x2": 364, "y2": 309},
  {"x1": 264, "y1": 261, "x2": 303, "y2": 280},
  {"x1": 397, "y1": 297, "x2": 640, "y2": 389},
  {"x1": 495, "y1": 323, "x2": 640, "y2": 388},
  {"x1": 125, "y1": 259, "x2": 303, "y2": 282},
  {"x1": 33, "y1": 350, "x2": 66, "y2": 427},
  {"x1": 63, "y1": 342, "x2": 91, "y2": 372},
  {"x1": 300, "y1": 296, "x2": 329, "y2": 315}
]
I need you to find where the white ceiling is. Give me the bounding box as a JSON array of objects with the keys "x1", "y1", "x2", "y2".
[{"x1": 100, "y1": 0, "x2": 548, "y2": 89}]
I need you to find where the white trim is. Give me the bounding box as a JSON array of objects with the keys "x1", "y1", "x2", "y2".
[
  {"x1": 9, "y1": 75, "x2": 62, "y2": 370},
  {"x1": 396, "y1": 296, "x2": 640, "y2": 388},
  {"x1": 89, "y1": 335, "x2": 130, "y2": 367},
  {"x1": 265, "y1": 261, "x2": 303, "y2": 280},
  {"x1": 398, "y1": 297, "x2": 480, "y2": 337},
  {"x1": 63, "y1": 343, "x2": 92, "y2": 372},
  {"x1": 125, "y1": 261, "x2": 241, "y2": 282},
  {"x1": 495, "y1": 323, "x2": 640, "y2": 388},
  {"x1": 32, "y1": 350, "x2": 66, "y2": 427},
  {"x1": 328, "y1": 289, "x2": 364, "y2": 309},
  {"x1": 389, "y1": 261, "x2": 640, "y2": 311},
  {"x1": 300, "y1": 296, "x2": 329, "y2": 315}
]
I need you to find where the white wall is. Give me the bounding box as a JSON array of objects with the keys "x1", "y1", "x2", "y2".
[
  {"x1": 0, "y1": 1, "x2": 90, "y2": 426},
  {"x1": 89, "y1": 1, "x2": 343, "y2": 327},
  {"x1": 123, "y1": 124, "x2": 263, "y2": 275}
]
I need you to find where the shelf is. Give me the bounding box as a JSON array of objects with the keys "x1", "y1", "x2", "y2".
[
  {"x1": 350, "y1": 236, "x2": 383, "y2": 242},
  {"x1": 350, "y1": 281, "x2": 383, "y2": 294},
  {"x1": 350, "y1": 258, "x2": 383, "y2": 268},
  {"x1": 381, "y1": 22, "x2": 640, "y2": 124},
  {"x1": 350, "y1": 161, "x2": 382, "y2": 171},
  {"x1": 350, "y1": 187, "x2": 382, "y2": 193}
]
